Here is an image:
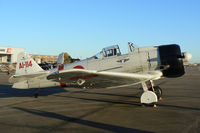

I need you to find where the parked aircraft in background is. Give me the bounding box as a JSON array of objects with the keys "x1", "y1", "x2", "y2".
[
  {"x1": 9, "y1": 43, "x2": 192, "y2": 107},
  {"x1": 57, "y1": 52, "x2": 80, "y2": 65},
  {"x1": 37, "y1": 52, "x2": 80, "y2": 70}
]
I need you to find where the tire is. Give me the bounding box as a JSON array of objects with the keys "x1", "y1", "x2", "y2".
[
  {"x1": 34, "y1": 93, "x2": 38, "y2": 98},
  {"x1": 149, "y1": 86, "x2": 162, "y2": 99}
]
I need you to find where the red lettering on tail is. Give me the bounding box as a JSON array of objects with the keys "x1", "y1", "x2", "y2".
[
  {"x1": 19, "y1": 63, "x2": 24, "y2": 69},
  {"x1": 19, "y1": 60, "x2": 33, "y2": 69}
]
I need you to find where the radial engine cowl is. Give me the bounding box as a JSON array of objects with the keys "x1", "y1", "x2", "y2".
[{"x1": 159, "y1": 44, "x2": 185, "y2": 78}]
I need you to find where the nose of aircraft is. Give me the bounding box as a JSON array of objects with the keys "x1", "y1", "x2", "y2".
[{"x1": 159, "y1": 44, "x2": 185, "y2": 77}]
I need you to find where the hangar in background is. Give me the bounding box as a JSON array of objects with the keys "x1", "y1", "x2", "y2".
[
  {"x1": 0, "y1": 46, "x2": 58, "y2": 64},
  {"x1": 0, "y1": 46, "x2": 24, "y2": 64},
  {"x1": 0, "y1": 46, "x2": 75, "y2": 65}
]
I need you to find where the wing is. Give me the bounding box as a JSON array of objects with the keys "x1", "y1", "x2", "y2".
[{"x1": 47, "y1": 69, "x2": 163, "y2": 88}]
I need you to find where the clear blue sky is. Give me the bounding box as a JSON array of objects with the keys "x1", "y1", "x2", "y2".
[{"x1": 0, "y1": 0, "x2": 199, "y2": 62}]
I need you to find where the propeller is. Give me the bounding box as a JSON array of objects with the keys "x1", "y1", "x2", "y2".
[{"x1": 181, "y1": 52, "x2": 192, "y2": 62}]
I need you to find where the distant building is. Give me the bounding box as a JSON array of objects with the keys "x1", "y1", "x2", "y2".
[
  {"x1": 30, "y1": 54, "x2": 58, "y2": 64},
  {"x1": 0, "y1": 46, "x2": 71, "y2": 65},
  {"x1": 0, "y1": 46, "x2": 24, "y2": 64}
]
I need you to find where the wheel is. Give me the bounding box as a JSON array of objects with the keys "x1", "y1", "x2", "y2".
[
  {"x1": 34, "y1": 93, "x2": 38, "y2": 98},
  {"x1": 153, "y1": 86, "x2": 162, "y2": 99},
  {"x1": 140, "y1": 91, "x2": 158, "y2": 104}
]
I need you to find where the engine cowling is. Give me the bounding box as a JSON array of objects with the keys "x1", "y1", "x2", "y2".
[{"x1": 159, "y1": 44, "x2": 185, "y2": 77}]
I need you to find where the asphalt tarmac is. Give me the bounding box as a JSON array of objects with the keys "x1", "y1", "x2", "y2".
[{"x1": 0, "y1": 66, "x2": 200, "y2": 133}]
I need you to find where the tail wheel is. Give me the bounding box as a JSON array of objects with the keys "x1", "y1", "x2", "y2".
[{"x1": 34, "y1": 93, "x2": 38, "y2": 98}]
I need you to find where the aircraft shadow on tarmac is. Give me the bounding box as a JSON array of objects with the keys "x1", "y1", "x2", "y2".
[
  {"x1": 157, "y1": 103, "x2": 200, "y2": 111},
  {"x1": 1, "y1": 84, "x2": 200, "y2": 111},
  {"x1": 0, "y1": 85, "x2": 67, "y2": 98},
  {"x1": 79, "y1": 91, "x2": 140, "y2": 99},
  {"x1": 54, "y1": 93, "x2": 200, "y2": 111},
  {"x1": 13, "y1": 107, "x2": 152, "y2": 133},
  {"x1": 55, "y1": 94, "x2": 141, "y2": 106},
  {"x1": 54, "y1": 92, "x2": 141, "y2": 106}
]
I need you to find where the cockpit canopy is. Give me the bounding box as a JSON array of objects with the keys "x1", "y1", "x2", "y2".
[{"x1": 93, "y1": 45, "x2": 121, "y2": 59}]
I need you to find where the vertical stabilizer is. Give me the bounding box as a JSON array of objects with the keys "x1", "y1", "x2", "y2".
[{"x1": 15, "y1": 52, "x2": 43, "y2": 75}]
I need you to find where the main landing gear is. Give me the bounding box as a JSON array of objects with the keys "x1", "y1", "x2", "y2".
[{"x1": 140, "y1": 80, "x2": 163, "y2": 108}]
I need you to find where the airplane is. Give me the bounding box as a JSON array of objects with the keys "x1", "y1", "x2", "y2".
[{"x1": 9, "y1": 43, "x2": 192, "y2": 107}]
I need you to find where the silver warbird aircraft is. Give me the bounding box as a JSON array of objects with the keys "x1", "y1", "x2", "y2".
[{"x1": 9, "y1": 43, "x2": 192, "y2": 107}]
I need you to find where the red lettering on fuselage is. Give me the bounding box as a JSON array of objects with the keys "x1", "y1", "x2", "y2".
[{"x1": 19, "y1": 61, "x2": 32, "y2": 69}]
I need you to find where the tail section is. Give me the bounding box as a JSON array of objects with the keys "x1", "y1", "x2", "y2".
[
  {"x1": 15, "y1": 52, "x2": 43, "y2": 75},
  {"x1": 10, "y1": 52, "x2": 62, "y2": 89}
]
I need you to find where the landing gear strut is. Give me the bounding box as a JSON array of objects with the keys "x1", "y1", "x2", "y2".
[
  {"x1": 149, "y1": 86, "x2": 162, "y2": 100},
  {"x1": 140, "y1": 80, "x2": 163, "y2": 107}
]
